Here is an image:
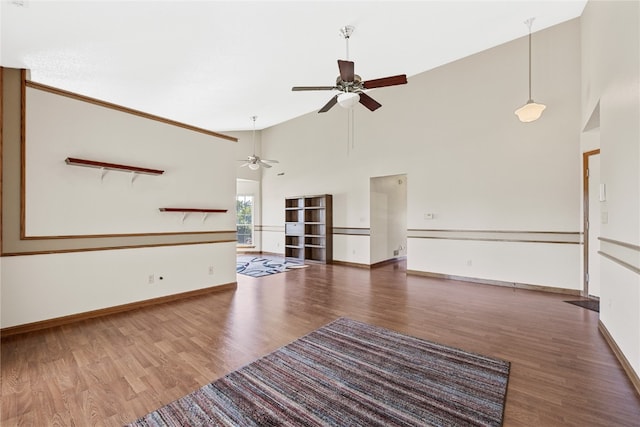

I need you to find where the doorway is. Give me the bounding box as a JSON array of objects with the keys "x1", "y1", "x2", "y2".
[
  {"x1": 370, "y1": 174, "x2": 407, "y2": 265},
  {"x1": 237, "y1": 179, "x2": 260, "y2": 252},
  {"x1": 583, "y1": 149, "x2": 601, "y2": 298}
]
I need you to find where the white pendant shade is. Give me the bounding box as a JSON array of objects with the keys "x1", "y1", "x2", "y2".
[
  {"x1": 248, "y1": 163, "x2": 260, "y2": 170},
  {"x1": 515, "y1": 100, "x2": 546, "y2": 122},
  {"x1": 337, "y1": 92, "x2": 360, "y2": 108}
]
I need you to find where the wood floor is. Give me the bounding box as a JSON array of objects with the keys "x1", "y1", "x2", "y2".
[{"x1": 2, "y1": 261, "x2": 639, "y2": 426}]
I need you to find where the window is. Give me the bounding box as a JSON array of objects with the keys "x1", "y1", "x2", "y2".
[{"x1": 236, "y1": 194, "x2": 254, "y2": 245}]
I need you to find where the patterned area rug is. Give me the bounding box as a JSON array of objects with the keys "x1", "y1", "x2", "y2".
[
  {"x1": 236, "y1": 255, "x2": 308, "y2": 277},
  {"x1": 126, "y1": 318, "x2": 510, "y2": 426},
  {"x1": 565, "y1": 299, "x2": 600, "y2": 312}
]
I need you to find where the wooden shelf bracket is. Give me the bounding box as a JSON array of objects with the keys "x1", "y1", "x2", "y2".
[{"x1": 159, "y1": 208, "x2": 228, "y2": 223}]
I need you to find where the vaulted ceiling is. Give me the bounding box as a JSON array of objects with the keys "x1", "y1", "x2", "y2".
[{"x1": 1, "y1": 1, "x2": 586, "y2": 131}]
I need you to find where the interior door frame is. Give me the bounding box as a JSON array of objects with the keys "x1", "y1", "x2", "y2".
[{"x1": 583, "y1": 149, "x2": 600, "y2": 297}]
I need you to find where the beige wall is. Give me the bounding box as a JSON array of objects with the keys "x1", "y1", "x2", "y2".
[
  {"x1": 1, "y1": 69, "x2": 238, "y2": 328},
  {"x1": 581, "y1": 0, "x2": 640, "y2": 377},
  {"x1": 260, "y1": 18, "x2": 582, "y2": 290}
]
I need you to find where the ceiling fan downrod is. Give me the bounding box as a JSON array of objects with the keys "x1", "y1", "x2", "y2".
[{"x1": 339, "y1": 25, "x2": 354, "y2": 60}]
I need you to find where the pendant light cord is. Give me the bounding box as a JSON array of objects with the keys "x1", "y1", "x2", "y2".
[
  {"x1": 528, "y1": 30, "x2": 532, "y2": 100},
  {"x1": 525, "y1": 17, "x2": 534, "y2": 102}
]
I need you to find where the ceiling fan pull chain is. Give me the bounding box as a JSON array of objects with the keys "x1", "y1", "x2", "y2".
[
  {"x1": 347, "y1": 108, "x2": 356, "y2": 153},
  {"x1": 351, "y1": 109, "x2": 355, "y2": 150},
  {"x1": 347, "y1": 109, "x2": 351, "y2": 156}
]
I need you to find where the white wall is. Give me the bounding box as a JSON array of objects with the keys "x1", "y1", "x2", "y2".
[
  {"x1": 581, "y1": 0, "x2": 640, "y2": 377},
  {"x1": 1, "y1": 79, "x2": 238, "y2": 328},
  {"x1": 261, "y1": 18, "x2": 582, "y2": 289},
  {"x1": 2, "y1": 243, "x2": 237, "y2": 327},
  {"x1": 25, "y1": 88, "x2": 235, "y2": 236}
]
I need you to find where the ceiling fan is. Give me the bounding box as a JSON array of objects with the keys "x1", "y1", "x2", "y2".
[
  {"x1": 238, "y1": 116, "x2": 279, "y2": 170},
  {"x1": 292, "y1": 25, "x2": 408, "y2": 113}
]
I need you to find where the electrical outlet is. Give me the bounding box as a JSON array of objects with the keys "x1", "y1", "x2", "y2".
[
  {"x1": 148, "y1": 274, "x2": 155, "y2": 284},
  {"x1": 208, "y1": 266, "x2": 214, "y2": 275},
  {"x1": 466, "y1": 259, "x2": 472, "y2": 266}
]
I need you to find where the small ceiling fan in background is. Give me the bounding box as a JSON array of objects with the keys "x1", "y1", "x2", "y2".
[
  {"x1": 292, "y1": 25, "x2": 408, "y2": 113},
  {"x1": 238, "y1": 116, "x2": 279, "y2": 170}
]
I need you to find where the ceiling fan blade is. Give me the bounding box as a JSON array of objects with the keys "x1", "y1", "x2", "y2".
[
  {"x1": 262, "y1": 159, "x2": 279, "y2": 164},
  {"x1": 358, "y1": 92, "x2": 382, "y2": 111},
  {"x1": 239, "y1": 162, "x2": 250, "y2": 168},
  {"x1": 292, "y1": 86, "x2": 337, "y2": 91},
  {"x1": 259, "y1": 160, "x2": 273, "y2": 168},
  {"x1": 338, "y1": 60, "x2": 355, "y2": 82},
  {"x1": 362, "y1": 74, "x2": 408, "y2": 89},
  {"x1": 318, "y1": 95, "x2": 339, "y2": 113}
]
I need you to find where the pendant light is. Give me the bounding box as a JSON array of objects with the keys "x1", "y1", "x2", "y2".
[{"x1": 515, "y1": 18, "x2": 546, "y2": 123}]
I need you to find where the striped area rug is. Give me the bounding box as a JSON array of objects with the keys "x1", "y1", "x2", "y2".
[{"x1": 127, "y1": 318, "x2": 510, "y2": 426}]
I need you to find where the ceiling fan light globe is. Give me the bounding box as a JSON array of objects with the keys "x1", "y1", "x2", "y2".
[
  {"x1": 515, "y1": 100, "x2": 546, "y2": 122},
  {"x1": 248, "y1": 163, "x2": 260, "y2": 170},
  {"x1": 337, "y1": 92, "x2": 360, "y2": 109}
]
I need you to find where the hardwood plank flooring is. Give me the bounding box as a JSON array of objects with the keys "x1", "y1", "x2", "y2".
[{"x1": 2, "y1": 261, "x2": 639, "y2": 426}]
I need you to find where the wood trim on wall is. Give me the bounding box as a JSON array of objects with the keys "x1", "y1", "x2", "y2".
[
  {"x1": 331, "y1": 260, "x2": 370, "y2": 269},
  {"x1": 407, "y1": 270, "x2": 582, "y2": 296},
  {"x1": 599, "y1": 237, "x2": 640, "y2": 252},
  {"x1": 370, "y1": 257, "x2": 406, "y2": 268},
  {"x1": 408, "y1": 229, "x2": 582, "y2": 245},
  {"x1": 333, "y1": 227, "x2": 371, "y2": 236},
  {"x1": 0, "y1": 239, "x2": 238, "y2": 257},
  {"x1": 25, "y1": 81, "x2": 237, "y2": 142},
  {"x1": 21, "y1": 230, "x2": 236, "y2": 240},
  {"x1": 0, "y1": 68, "x2": 236, "y2": 255},
  {"x1": 408, "y1": 228, "x2": 581, "y2": 234},
  {"x1": 598, "y1": 237, "x2": 640, "y2": 276},
  {"x1": 0, "y1": 282, "x2": 238, "y2": 338},
  {"x1": 0, "y1": 67, "x2": 3, "y2": 256},
  {"x1": 20, "y1": 69, "x2": 26, "y2": 240},
  {"x1": 598, "y1": 251, "x2": 640, "y2": 275},
  {"x1": 262, "y1": 226, "x2": 372, "y2": 236},
  {"x1": 583, "y1": 149, "x2": 600, "y2": 295},
  {"x1": 599, "y1": 320, "x2": 640, "y2": 398}
]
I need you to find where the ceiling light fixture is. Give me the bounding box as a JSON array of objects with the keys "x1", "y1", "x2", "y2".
[
  {"x1": 337, "y1": 92, "x2": 360, "y2": 108},
  {"x1": 515, "y1": 18, "x2": 546, "y2": 123},
  {"x1": 237, "y1": 116, "x2": 279, "y2": 170}
]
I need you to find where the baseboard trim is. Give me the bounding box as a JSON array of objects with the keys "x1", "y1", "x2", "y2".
[
  {"x1": 0, "y1": 282, "x2": 237, "y2": 338},
  {"x1": 598, "y1": 320, "x2": 640, "y2": 398},
  {"x1": 407, "y1": 270, "x2": 582, "y2": 296},
  {"x1": 331, "y1": 260, "x2": 370, "y2": 269},
  {"x1": 331, "y1": 257, "x2": 406, "y2": 269},
  {"x1": 370, "y1": 256, "x2": 407, "y2": 268}
]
